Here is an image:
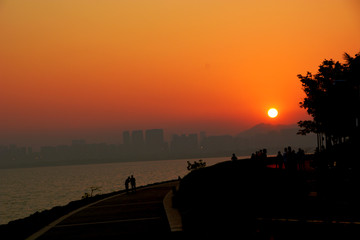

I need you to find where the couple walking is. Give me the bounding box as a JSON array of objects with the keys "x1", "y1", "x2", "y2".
[{"x1": 125, "y1": 175, "x2": 136, "y2": 193}]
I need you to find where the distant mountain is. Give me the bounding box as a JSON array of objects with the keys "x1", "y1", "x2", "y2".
[
  {"x1": 237, "y1": 123, "x2": 298, "y2": 138},
  {"x1": 235, "y1": 123, "x2": 316, "y2": 154}
]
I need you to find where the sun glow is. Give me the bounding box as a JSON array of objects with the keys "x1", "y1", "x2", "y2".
[
  {"x1": 268, "y1": 108, "x2": 278, "y2": 118},
  {"x1": 0, "y1": 1, "x2": 359, "y2": 141}
]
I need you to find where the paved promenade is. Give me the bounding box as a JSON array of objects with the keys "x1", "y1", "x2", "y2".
[{"x1": 29, "y1": 181, "x2": 178, "y2": 239}]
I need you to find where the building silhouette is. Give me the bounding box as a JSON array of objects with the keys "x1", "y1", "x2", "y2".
[
  {"x1": 131, "y1": 130, "x2": 144, "y2": 151},
  {"x1": 0, "y1": 124, "x2": 317, "y2": 168},
  {"x1": 122, "y1": 131, "x2": 130, "y2": 146},
  {"x1": 171, "y1": 133, "x2": 199, "y2": 157},
  {"x1": 145, "y1": 129, "x2": 164, "y2": 150}
]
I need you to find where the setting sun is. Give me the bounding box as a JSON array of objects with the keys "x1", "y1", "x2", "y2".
[
  {"x1": 268, "y1": 108, "x2": 278, "y2": 118},
  {"x1": 0, "y1": 0, "x2": 359, "y2": 146}
]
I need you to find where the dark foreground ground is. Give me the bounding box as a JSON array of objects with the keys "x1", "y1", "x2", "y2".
[
  {"x1": 3, "y1": 158, "x2": 360, "y2": 239},
  {"x1": 174, "y1": 158, "x2": 360, "y2": 239}
]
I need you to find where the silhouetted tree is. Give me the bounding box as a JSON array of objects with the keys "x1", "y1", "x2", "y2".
[{"x1": 298, "y1": 52, "x2": 360, "y2": 150}]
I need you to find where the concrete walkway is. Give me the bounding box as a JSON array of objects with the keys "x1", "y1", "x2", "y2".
[{"x1": 29, "y1": 181, "x2": 179, "y2": 239}]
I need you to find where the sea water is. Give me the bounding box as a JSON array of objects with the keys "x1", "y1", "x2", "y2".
[{"x1": 0, "y1": 157, "x2": 235, "y2": 225}]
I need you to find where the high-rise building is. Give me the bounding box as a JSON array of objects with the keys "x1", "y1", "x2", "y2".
[
  {"x1": 145, "y1": 129, "x2": 164, "y2": 150},
  {"x1": 123, "y1": 131, "x2": 130, "y2": 146},
  {"x1": 188, "y1": 134, "x2": 198, "y2": 151},
  {"x1": 131, "y1": 130, "x2": 144, "y2": 150},
  {"x1": 200, "y1": 131, "x2": 206, "y2": 144},
  {"x1": 171, "y1": 133, "x2": 198, "y2": 155}
]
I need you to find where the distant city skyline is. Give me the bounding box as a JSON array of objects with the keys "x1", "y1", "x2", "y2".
[
  {"x1": 0, "y1": 122, "x2": 300, "y2": 151},
  {"x1": 0, "y1": 123, "x2": 316, "y2": 168}
]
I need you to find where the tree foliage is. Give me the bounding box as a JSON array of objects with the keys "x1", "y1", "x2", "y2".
[{"x1": 298, "y1": 52, "x2": 360, "y2": 149}]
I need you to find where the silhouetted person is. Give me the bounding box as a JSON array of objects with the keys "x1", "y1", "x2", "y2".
[
  {"x1": 283, "y1": 148, "x2": 288, "y2": 170},
  {"x1": 276, "y1": 151, "x2": 283, "y2": 169},
  {"x1": 297, "y1": 148, "x2": 305, "y2": 170},
  {"x1": 231, "y1": 153, "x2": 238, "y2": 161},
  {"x1": 130, "y1": 175, "x2": 136, "y2": 192},
  {"x1": 256, "y1": 149, "x2": 267, "y2": 167},
  {"x1": 125, "y1": 176, "x2": 130, "y2": 194},
  {"x1": 262, "y1": 149, "x2": 267, "y2": 159},
  {"x1": 287, "y1": 146, "x2": 297, "y2": 171},
  {"x1": 250, "y1": 150, "x2": 268, "y2": 167}
]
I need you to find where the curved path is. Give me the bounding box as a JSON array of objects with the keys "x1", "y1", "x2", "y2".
[{"x1": 28, "y1": 181, "x2": 179, "y2": 239}]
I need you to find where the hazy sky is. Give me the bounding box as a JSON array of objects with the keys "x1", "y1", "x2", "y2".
[{"x1": 1, "y1": 0, "x2": 359, "y2": 147}]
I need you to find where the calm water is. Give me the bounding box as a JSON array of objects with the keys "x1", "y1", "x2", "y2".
[{"x1": 0, "y1": 157, "x2": 232, "y2": 225}]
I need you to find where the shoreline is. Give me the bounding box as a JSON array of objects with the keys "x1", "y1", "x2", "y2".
[
  {"x1": 0, "y1": 155, "x2": 231, "y2": 170},
  {"x1": 0, "y1": 155, "x2": 308, "y2": 225},
  {"x1": 0, "y1": 157, "x2": 228, "y2": 227},
  {"x1": 1, "y1": 155, "x2": 318, "y2": 238},
  {"x1": 0, "y1": 179, "x2": 178, "y2": 239}
]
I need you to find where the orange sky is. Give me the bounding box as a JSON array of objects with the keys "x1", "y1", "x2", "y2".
[{"x1": 0, "y1": 0, "x2": 359, "y2": 146}]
